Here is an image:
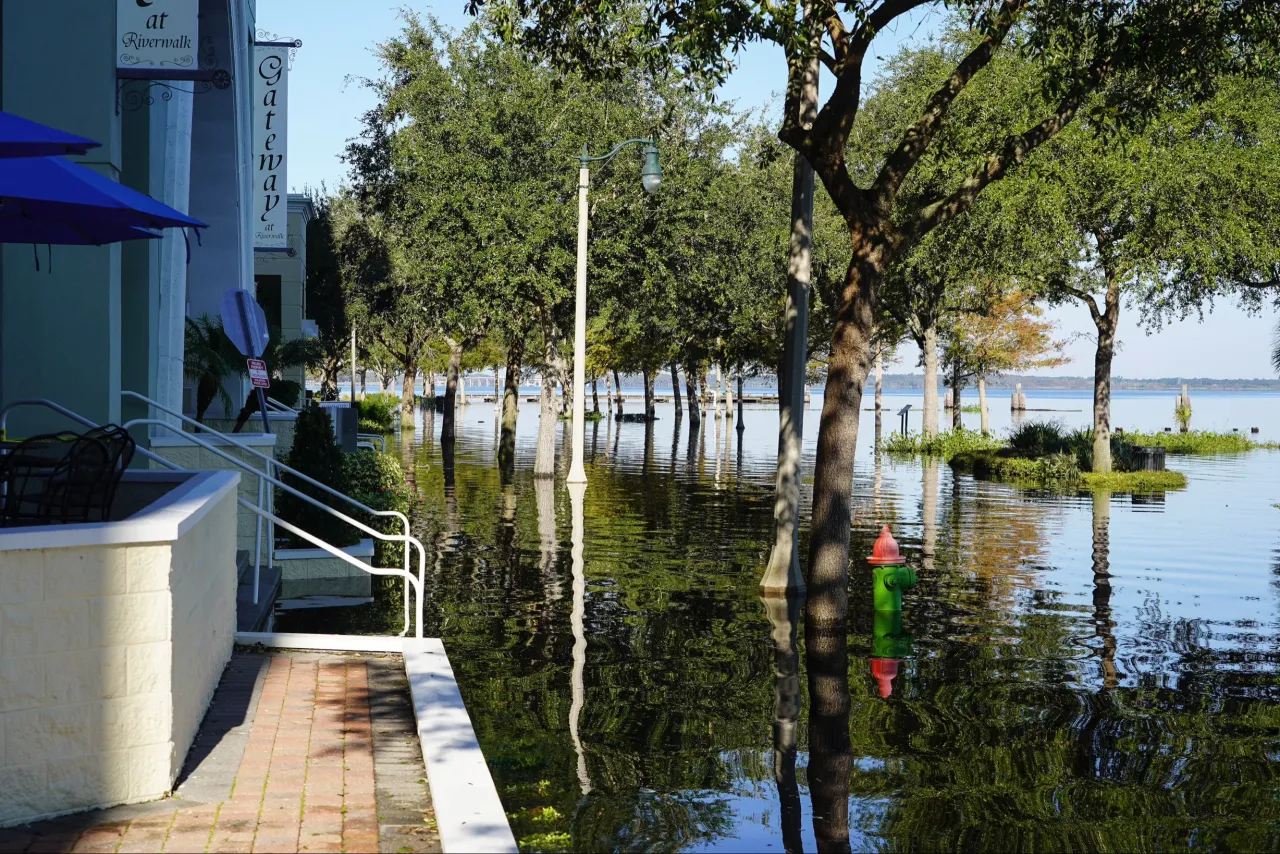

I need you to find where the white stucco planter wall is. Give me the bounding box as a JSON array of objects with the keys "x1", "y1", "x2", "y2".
[
  {"x1": 0, "y1": 470, "x2": 240, "y2": 827},
  {"x1": 149, "y1": 433, "x2": 275, "y2": 555},
  {"x1": 275, "y1": 539, "x2": 374, "y2": 599}
]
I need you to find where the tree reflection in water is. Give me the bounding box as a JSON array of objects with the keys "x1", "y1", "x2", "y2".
[
  {"x1": 764, "y1": 594, "x2": 804, "y2": 853},
  {"x1": 276, "y1": 425, "x2": 1280, "y2": 853}
]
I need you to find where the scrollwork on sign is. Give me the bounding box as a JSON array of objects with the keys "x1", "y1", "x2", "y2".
[{"x1": 254, "y1": 30, "x2": 304, "y2": 68}]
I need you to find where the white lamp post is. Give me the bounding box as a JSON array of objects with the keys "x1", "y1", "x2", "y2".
[{"x1": 566, "y1": 139, "x2": 661, "y2": 485}]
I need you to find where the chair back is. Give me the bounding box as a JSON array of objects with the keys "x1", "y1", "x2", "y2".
[{"x1": 0, "y1": 425, "x2": 136, "y2": 526}]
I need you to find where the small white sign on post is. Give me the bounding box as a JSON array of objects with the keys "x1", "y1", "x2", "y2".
[
  {"x1": 252, "y1": 43, "x2": 290, "y2": 249},
  {"x1": 116, "y1": 0, "x2": 199, "y2": 71},
  {"x1": 247, "y1": 359, "x2": 271, "y2": 389}
]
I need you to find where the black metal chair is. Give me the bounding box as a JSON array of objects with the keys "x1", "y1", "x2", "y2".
[{"x1": 0, "y1": 425, "x2": 136, "y2": 526}]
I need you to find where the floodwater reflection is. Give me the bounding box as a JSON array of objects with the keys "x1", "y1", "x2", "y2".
[{"x1": 278, "y1": 402, "x2": 1280, "y2": 852}]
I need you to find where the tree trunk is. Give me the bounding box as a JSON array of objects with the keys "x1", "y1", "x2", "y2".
[
  {"x1": 612, "y1": 369, "x2": 624, "y2": 418},
  {"x1": 806, "y1": 245, "x2": 880, "y2": 634},
  {"x1": 671, "y1": 362, "x2": 682, "y2": 417},
  {"x1": 1092, "y1": 274, "x2": 1121, "y2": 473},
  {"x1": 591, "y1": 375, "x2": 600, "y2": 415},
  {"x1": 603, "y1": 371, "x2": 612, "y2": 416},
  {"x1": 535, "y1": 326, "x2": 558, "y2": 477},
  {"x1": 978, "y1": 376, "x2": 990, "y2": 435},
  {"x1": 874, "y1": 351, "x2": 883, "y2": 444},
  {"x1": 725, "y1": 366, "x2": 734, "y2": 421},
  {"x1": 359, "y1": 369, "x2": 367, "y2": 399},
  {"x1": 442, "y1": 337, "x2": 462, "y2": 441},
  {"x1": 685, "y1": 362, "x2": 701, "y2": 424},
  {"x1": 400, "y1": 355, "x2": 417, "y2": 429},
  {"x1": 715, "y1": 365, "x2": 725, "y2": 419},
  {"x1": 921, "y1": 321, "x2": 940, "y2": 439},
  {"x1": 951, "y1": 361, "x2": 964, "y2": 430},
  {"x1": 736, "y1": 366, "x2": 745, "y2": 427},
  {"x1": 494, "y1": 365, "x2": 502, "y2": 415},
  {"x1": 458, "y1": 373, "x2": 466, "y2": 408},
  {"x1": 499, "y1": 341, "x2": 522, "y2": 476},
  {"x1": 642, "y1": 369, "x2": 655, "y2": 421}
]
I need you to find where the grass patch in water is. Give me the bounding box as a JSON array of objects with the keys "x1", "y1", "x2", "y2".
[
  {"x1": 1121, "y1": 430, "x2": 1280, "y2": 453},
  {"x1": 557, "y1": 410, "x2": 605, "y2": 421},
  {"x1": 882, "y1": 428, "x2": 1005, "y2": 459},
  {"x1": 950, "y1": 451, "x2": 1080, "y2": 485},
  {"x1": 1081, "y1": 470, "x2": 1188, "y2": 491}
]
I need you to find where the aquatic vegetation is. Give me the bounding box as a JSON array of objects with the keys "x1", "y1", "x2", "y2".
[
  {"x1": 1081, "y1": 470, "x2": 1188, "y2": 491},
  {"x1": 950, "y1": 450, "x2": 1081, "y2": 484},
  {"x1": 1122, "y1": 430, "x2": 1279, "y2": 454},
  {"x1": 882, "y1": 428, "x2": 1006, "y2": 459}
]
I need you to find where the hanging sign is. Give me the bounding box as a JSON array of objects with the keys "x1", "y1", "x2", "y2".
[
  {"x1": 253, "y1": 43, "x2": 290, "y2": 249},
  {"x1": 247, "y1": 359, "x2": 271, "y2": 389},
  {"x1": 116, "y1": 0, "x2": 199, "y2": 71}
]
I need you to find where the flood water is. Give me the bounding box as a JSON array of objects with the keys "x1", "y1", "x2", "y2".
[{"x1": 278, "y1": 391, "x2": 1280, "y2": 852}]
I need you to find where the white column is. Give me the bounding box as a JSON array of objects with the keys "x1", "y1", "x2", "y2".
[{"x1": 567, "y1": 162, "x2": 590, "y2": 484}]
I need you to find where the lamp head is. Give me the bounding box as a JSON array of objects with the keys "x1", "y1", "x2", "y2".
[{"x1": 640, "y1": 143, "x2": 661, "y2": 195}]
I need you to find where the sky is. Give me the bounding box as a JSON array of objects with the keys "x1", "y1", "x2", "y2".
[{"x1": 258, "y1": 0, "x2": 1280, "y2": 380}]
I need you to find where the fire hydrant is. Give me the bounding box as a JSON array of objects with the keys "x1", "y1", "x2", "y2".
[{"x1": 868, "y1": 525, "x2": 917, "y2": 612}]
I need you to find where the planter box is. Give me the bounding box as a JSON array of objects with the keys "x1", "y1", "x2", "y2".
[
  {"x1": 0, "y1": 471, "x2": 240, "y2": 826},
  {"x1": 276, "y1": 539, "x2": 374, "y2": 599}
]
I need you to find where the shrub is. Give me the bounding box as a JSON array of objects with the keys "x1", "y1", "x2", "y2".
[
  {"x1": 276, "y1": 405, "x2": 360, "y2": 548},
  {"x1": 355, "y1": 393, "x2": 399, "y2": 433},
  {"x1": 1008, "y1": 420, "x2": 1071, "y2": 456},
  {"x1": 343, "y1": 449, "x2": 417, "y2": 567}
]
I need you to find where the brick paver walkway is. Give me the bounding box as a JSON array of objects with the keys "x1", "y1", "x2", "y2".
[{"x1": 0, "y1": 651, "x2": 440, "y2": 854}]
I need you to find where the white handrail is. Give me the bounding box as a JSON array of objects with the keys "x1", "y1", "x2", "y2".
[
  {"x1": 122, "y1": 390, "x2": 419, "y2": 622},
  {"x1": 124, "y1": 418, "x2": 425, "y2": 636},
  {"x1": 1, "y1": 399, "x2": 425, "y2": 637},
  {"x1": 357, "y1": 433, "x2": 387, "y2": 452}
]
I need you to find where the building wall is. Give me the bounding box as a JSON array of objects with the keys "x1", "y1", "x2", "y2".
[
  {"x1": 0, "y1": 0, "x2": 252, "y2": 438},
  {"x1": 0, "y1": 1, "x2": 123, "y2": 435},
  {"x1": 254, "y1": 195, "x2": 313, "y2": 392},
  {"x1": 0, "y1": 474, "x2": 238, "y2": 826}
]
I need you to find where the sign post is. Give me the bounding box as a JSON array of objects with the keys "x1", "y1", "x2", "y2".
[{"x1": 220, "y1": 289, "x2": 273, "y2": 434}]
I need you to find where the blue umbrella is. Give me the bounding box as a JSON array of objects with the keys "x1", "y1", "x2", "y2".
[
  {"x1": 0, "y1": 111, "x2": 100, "y2": 158},
  {"x1": 0, "y1": 156, "x2": 205, "y2": 230}
]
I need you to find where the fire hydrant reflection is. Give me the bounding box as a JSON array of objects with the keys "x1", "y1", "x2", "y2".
[
  {"x1": 868, "y1": 526, "x2": 916, "y2": 697},
  {"x1": 870, "y1": 610, "x2": 914, "y2": 697}
]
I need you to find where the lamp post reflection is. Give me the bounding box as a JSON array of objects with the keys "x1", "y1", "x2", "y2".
[
  {"x1": 763, "y1": 595, "x2": 804, "y2": 853},
  {"x1": 568, "y1": 481, "x2": 592, "y2": 794}
]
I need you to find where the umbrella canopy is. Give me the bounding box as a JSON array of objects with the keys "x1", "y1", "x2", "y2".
[
  {"x1": 0, "y1": 111, "x2": 101, "y2": 158},
  {"x1": 0, "y1": 219, "x2": 161, "y2": 246},
  {"x1": 0, "y1": 156, "x2": 206, "y2": 230}
]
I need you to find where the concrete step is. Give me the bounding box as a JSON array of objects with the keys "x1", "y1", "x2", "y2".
[{"x1": 236, "y1": 561, "x2": 281, "y2": 634}]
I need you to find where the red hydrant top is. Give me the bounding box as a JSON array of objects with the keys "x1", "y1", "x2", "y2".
[{"x1": 868, "y1": 525, "x2": 904, "y2": 565}]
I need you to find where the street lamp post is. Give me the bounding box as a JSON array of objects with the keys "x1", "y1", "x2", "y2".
[{"x1": 566, "y1": 138, "x2": 661, "y2": 485}]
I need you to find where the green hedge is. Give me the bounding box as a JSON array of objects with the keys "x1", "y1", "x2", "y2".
[
  {"x1": 355, "y1": 393, "x2": 400, "y2": 434},
  {"x1": 342, "y1": 449, "x2": 416, "y2": 567}
]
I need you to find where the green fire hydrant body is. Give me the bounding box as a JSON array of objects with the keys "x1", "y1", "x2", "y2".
[
  {"x1": 868, "y1": 525, "x2": 917, "y2": 611},
  {"x1": 872, "y1": 564, "x2": 918, "y2": 611}
]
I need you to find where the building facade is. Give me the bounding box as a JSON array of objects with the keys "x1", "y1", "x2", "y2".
[{"x1": 0, "y1": 1, "x2": 309, "y2": 438}]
